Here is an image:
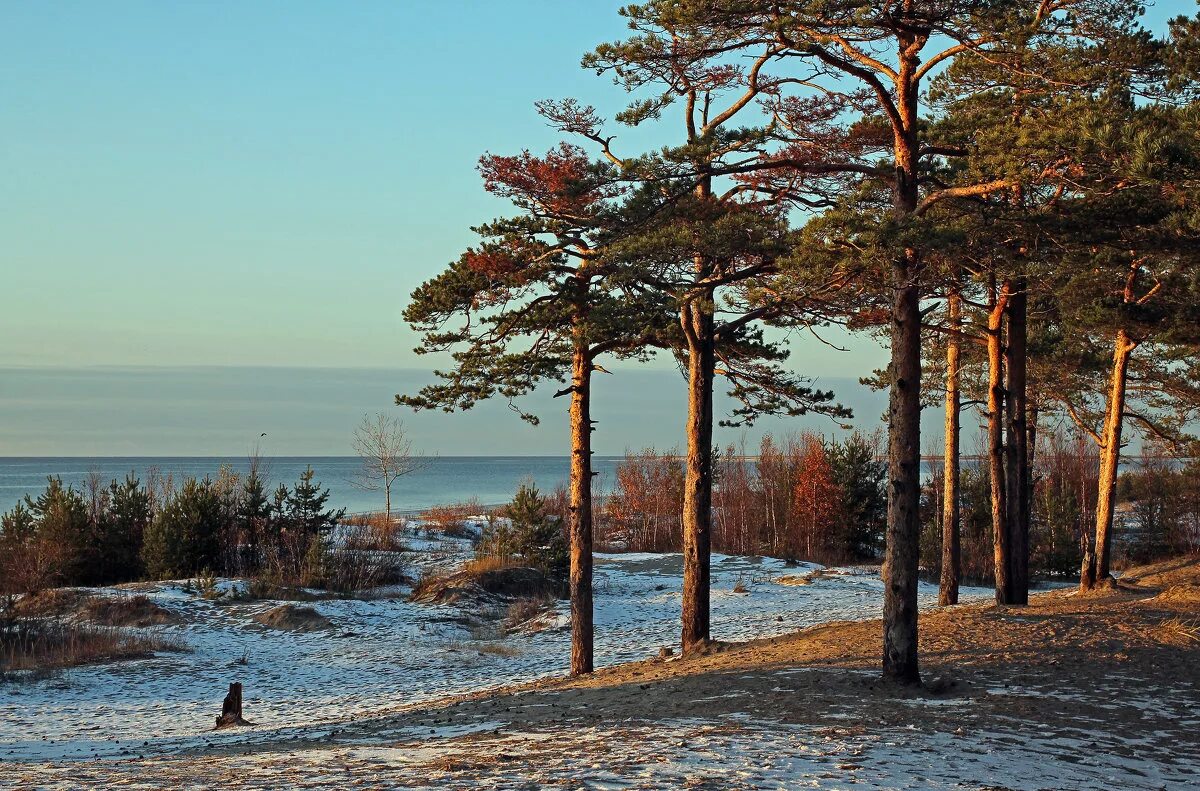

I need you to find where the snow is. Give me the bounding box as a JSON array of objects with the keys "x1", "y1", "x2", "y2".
[
  {"x1": 0, "y1": 528, "x2": 987, "y2": 764},
  {"x1": 17, "y1": 713, "x2": 1192, "y2": 790}
]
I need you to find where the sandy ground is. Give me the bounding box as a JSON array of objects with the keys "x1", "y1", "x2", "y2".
[{"x1": 6, "y1": 557, "x2": 1199, "y2": 790}]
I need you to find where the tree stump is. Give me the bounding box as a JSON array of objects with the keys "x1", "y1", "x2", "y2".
[{"x1": 214, "y1": 682, "x2": 252, "y2": 729}]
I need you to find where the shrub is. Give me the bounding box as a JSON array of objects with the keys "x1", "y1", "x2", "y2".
[
  {"x1": 604, "y1": 433, "x2": 886, "y2": 564},
  {"x1": 921, "y1": 462, "x2": 994, "y2": 583},
  {"x1": 423, "y1": 501, "x2": 483, "y2": 539},
  {"x1": 503, "y1": 595, "x2": 554, "y2": 632},
  {"x1": 826, "y1": 431, "x2": 887, "y2": 560},
  {"x1": 0, "y1": 503, "x2": 62, "y2": 596},
  {"x1": 1030, "y1": 432, "x2": 1095, "y2": 576},
  {"x1": 1116, "y1": 448, "x2": 1200, "y2": 564},
  {"x1": 142, "y1": 478, "x2": 224, "y2": 580},
  {"x1": 754, "y1": 432, "x2": 855, "y2": 564},
  {"x1": 343, "y1": 515, "x2": 407, "y2": 551},
  {"x1": 480, "y1": 484, "x2": 567, "y2": 577}
]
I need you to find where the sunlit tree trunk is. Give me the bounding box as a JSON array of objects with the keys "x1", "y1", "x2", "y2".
[
  {"x1": 568, "y1": 341, "x2": 594, "y2": 673},
  {"x1": 1082, "y1": 329, "x2": 1136, "y2": 591},
  {"x1": 988, "y1": 280, "x2": 1012, "y2": 604},
  {"x1": 680, "y1": 292, "x2": 715, "y2": 652},
  {"x1": 939, "y1": 288, "x2": 962, "y2": 606}
]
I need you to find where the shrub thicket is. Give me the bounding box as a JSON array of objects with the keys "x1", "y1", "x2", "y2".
[
  {"x1": 921, "y1": 430, "x2": 1115, "y2": 583},
  {"x1": 1, "y1": 464, "x2": 348, "y2": 594},
  {"x1": 608, "y1": 431, "x2": 888, "y2": 565},
  {"x1": 1117, "y1": 452, "x2": 1200, "y2": 564}
]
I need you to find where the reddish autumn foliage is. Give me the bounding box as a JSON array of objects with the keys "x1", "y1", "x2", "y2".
[
  {"x1": 788, "y1": 436, "x2": 845, "y2": 562},
  {"x1": 463, "y1": 246, "x2": 523, "y2": 278},
  {"x1": 601, "y1": 449, "x2": 684, "y2": 553},
  {"x1": 603, "y1": 432, "x2": 868, "y2": 565},
  {"x1": 478, "y1": 143, "x2": 614, "y2": 219}
]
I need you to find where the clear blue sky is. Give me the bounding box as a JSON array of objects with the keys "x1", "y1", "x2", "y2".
[
  {"x1": 0, "y1": 2, "x2": 1190, "y2": 454},
  {"x1": 2, "y1": 1, "x2": 646, "y2": 368}
]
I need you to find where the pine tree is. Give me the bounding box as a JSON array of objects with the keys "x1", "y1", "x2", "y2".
[
  {"x1": 284, "y1": 466, "x2": 345, "y2": 539},
  {"x1": 579, "y1": 11, "x2": 853, "y2": 653},
  {"x1": 102, "y1": 475, "x2": 152, "y2": 583},
  {"x1": 23, "y1": 476, "x2": 91, "y2": 585},
  {"x1": 401, "y1": 138, "x2": 669, "y2": 674},
  {"x1": 606, "y1": 0, "x2": 1168, "y2": 680},
  {"x1": 142, "y1": 477, "x2": 223, "y2": 579},
  {"x1": 1039, "y1": 104, "x2": 1200, "y2": 589},
  {"x1": 826, "y1": 433, "x2": 887, "y2": 561},
  {"x1": 505, "y1": 483, "x2": 568, "y2": 576},
  {"x1": 239, "y1": 464, "x2": 271, "y2": 572}
]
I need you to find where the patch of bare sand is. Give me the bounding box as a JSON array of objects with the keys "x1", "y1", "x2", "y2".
[
  {"x1": 251, "y1": 604, "x2": 333, "y2": 632},
  {"x1": 9, "y1": 558, "x2": 1200, "y2": 790}
]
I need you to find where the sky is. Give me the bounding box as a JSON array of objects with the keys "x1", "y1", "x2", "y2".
[{"x1": 0, "y1": 2, "x2": 1192, "y2": 455}]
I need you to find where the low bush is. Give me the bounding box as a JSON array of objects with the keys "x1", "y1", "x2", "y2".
[
  {"x1": 342, "y1": 520, "x2": 408, "y2": 552},
  {"x1": 320, "y1": 546, "x2": 407, "y2": 593},
  {"x1": 422, "y1": 501, "x2": 484, "y2": 539}
]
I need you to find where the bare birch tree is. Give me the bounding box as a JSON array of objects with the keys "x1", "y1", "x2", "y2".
[{"x1": 351, "y1": 413, "x2": 423, "y2": 523}]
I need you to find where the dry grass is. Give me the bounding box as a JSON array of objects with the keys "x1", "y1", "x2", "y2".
[
  {"x1": 11, "y1": 588, "x2": 90, "y2": 618},
  {"x1": 410, "y1": 566, "x2": 453, "y2": 601},
  {"x1": 462, "y1": 556, "x2": 521, "y2": 575},
  {"x1": 410, "y1": 556, "x2": 511, "y2": 601},
  {"x1": 444, "y1": 638, "x2": 522, "y2": 658},
  {"x1": 422, "y1": 501, "x2": 487, "y2": 539},
  {"x1": 80, "y1": 595, "x2": 180, "y2": 627},
  {"x1": 477, "y1": 642, "x2": 521, "y2": 657},
  {"x1": 503, "y1": 596, "x2": 553, "y2": 633},
  {"x1": 252, "y1": 604, "x2": 332, "y2": 632},
  {"x1": 1, "y1": 620, "x2": 188, "y2": 681},
  {"x1": 240, "y1": 578, "x2": 320, "y2": 602},
  {"x1": 1158, "y1": 615, "x2": 1200, "y2": 646}
]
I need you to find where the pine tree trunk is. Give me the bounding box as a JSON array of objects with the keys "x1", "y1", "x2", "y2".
[
  {"x1": 988, "y1": 280, "x2": 1012, "y2": 604},
  {"x1": 568, "y1": 345, "x2": 594, "y2": 674},
  {"x1": 1083, "y1": 329, "x2": 1136, "y2": 591},
  {"x1": 1004, "y1": 278, "x2": 1029, "y2": 605},
  {"x1": 939, "y1": 289, "x2": 961, "y2": 607},
  {"x1": 1027, "y1": 403, "x2": 1040, "y2": 472},
  {"x1": 883, "y1": 263, "x2": 921, "y2": 683},
  {"x1": 882, "y1": 66, "x2": 922, "y2": 685},
  {"x1": 680, "y1": 297, "x2": 715, "y2": 653}
]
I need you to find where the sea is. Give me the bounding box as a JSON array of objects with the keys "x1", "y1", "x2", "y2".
[{"x1": 0, "y1": 456, "x2": 626, "y2": 516}]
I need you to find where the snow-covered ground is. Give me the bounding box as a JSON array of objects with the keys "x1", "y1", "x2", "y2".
[{"x1": 1, "y1": 527, "x2": 990, "y2": 764}]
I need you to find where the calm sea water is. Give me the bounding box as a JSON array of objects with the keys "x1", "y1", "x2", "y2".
[{"x1": 0, "y1": 456, "x2": 624, "y2": 515}]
